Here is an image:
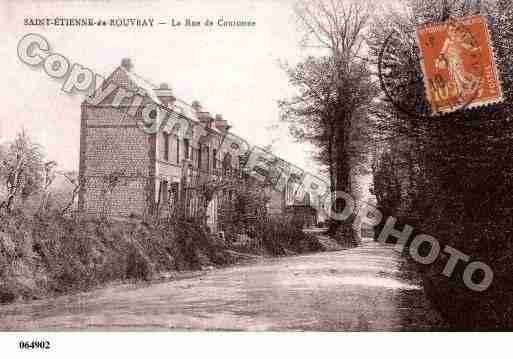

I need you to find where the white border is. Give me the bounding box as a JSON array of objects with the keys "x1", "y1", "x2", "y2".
[{"x1": 2, "y1": 332, "x2": 512, "y2": 359}]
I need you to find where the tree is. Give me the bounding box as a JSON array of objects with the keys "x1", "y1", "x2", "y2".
[
  {"x1": 59, "y1": 170, "x2": 81, "y2": 216},
  {"x1": 0, "y1": 130, "x2": 44, "y2": 213},
  {"x1": 38, "y1": 160, "x2": 58, "y2": 213},
  {"x1": 280, "y1": 0, "x2": 376, "y2": 234},
  {"x1": 367, "y1": 0, "x2": 513, "y2": 328}
]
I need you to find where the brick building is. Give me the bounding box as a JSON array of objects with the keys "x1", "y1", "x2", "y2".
[{"x1": 78, "y1": 59, "x2": 321, "y2": 231}]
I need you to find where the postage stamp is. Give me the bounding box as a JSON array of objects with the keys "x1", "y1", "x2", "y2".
[{"x1": 416, "y1": 15, "x2": 503, "y2": 115}]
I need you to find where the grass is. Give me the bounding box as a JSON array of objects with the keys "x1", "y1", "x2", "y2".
[
  {"x1": 0, "y1": 212, "x2": 329, "y2": 305},
  {"x1": 0, "y1": 212, "x2": 236, "y2": 304}
]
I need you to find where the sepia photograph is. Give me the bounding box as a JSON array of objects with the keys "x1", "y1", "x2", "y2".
[{"x1": 1, "y1": 0, "x2": 512, "y2": 356}]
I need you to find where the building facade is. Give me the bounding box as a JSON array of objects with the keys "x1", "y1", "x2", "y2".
[{"x1": 78, "y1": 59, "x2": 320, "y2": 231}]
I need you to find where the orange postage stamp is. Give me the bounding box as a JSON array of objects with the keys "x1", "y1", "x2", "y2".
[{"x1": 416, "y1": 15, "x2": 503, "y2": 115}]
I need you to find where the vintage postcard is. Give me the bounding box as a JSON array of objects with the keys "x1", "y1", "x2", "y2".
[{"x1": 1, "y1": 0, "x2": 513, "y2": 357}]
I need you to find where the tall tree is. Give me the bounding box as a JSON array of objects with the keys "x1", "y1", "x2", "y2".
[
  {"x1": 368, "y1": 0, "x2": 513, "y2": 328},
  {"x1": 280, "y1": 0, "x2": 376, "y2": 233}
]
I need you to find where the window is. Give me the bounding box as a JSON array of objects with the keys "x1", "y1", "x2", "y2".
[
  {"x1": 184, "y1": 139, "x2": 190, "y2": 159},
  {"x1": 176, "y1": 138, "x2": 180, "y2": 164},
  {"x1": 205, "y1": 146, "x2": 210, "y2": 172},
  {"x1": 223, "y1": 153, "x2": 232, "y2": 175},
  {"x1": 160, "y1": 180, "x2": 168, "y2": 204},
  {"x1": 163, "y1": 133, "x2": 170, "y2": 161},
  {"x1": 213, "y1": 149, "x2": 217, "y2": 170},
  {"x1": 170, "y1": 182, "x2": 179, "y2": 204},
  {"x1": 198, "y1": 145, "x2": 202, "y2": 169}
]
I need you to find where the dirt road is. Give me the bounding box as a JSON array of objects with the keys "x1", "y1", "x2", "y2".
[{"x1": 0, "y1": 241, "x2": 446, "y2": 330}]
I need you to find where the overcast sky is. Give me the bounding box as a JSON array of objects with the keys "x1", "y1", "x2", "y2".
[{"x1": 0, "y1": 0, "x2": 330, "y2": 176}]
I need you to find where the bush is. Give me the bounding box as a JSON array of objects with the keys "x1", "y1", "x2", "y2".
[
  {"x1": 0, "y1": 213, "x2": 234, "y2": 304},
  {"x1": 126, "y1": 245, "x2": 154, "y2": 281},
  {"x1": 334, "y1": 222, "x2": 360, "y2": 248},
  {"x1": 254, "y1": 217, "x2": 324, "y2": 256},
  {"x1": 0, "y1": 212, "x2": 328, "y2": 305}
]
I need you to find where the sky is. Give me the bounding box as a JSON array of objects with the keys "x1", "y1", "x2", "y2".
[{"x1": 0, "y1": 0, "x2": 326, "y2": 177}]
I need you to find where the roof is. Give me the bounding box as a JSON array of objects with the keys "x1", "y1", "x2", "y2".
[
  {"x1": 103, "y1": 64, "x2": 330, "y2": 190},
  {"x1": 124, "y1": 70, "x2": 162, "y2": 104},
  {"x1": 119, "y1": 67, "x2": 225, "y2": 135}
]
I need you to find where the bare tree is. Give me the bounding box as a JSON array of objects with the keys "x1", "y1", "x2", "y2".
[
  {"x1": 59, "y1": 170, "x2": 81, "y2": 216},
  {"x1": 38, "y1": 160, "x2": 58, "y2": 213},
  {"x1": 0, "y1": 130, "x2": 44, "y2": 213}
]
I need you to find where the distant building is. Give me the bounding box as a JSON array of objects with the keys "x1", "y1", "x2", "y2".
[{"x1": 78, "y1": 59, "x2": 323, "y2": 231}]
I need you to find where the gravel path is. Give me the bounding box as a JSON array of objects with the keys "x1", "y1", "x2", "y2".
[{"x1": 0, "y1": 241, "x2": 446, "y2": 331}]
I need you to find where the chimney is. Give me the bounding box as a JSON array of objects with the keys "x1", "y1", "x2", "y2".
[
  {"x1": 155, "y1": 82, "x2": 175, "y2": 107},
  {"x1": 121, "y1": 58, "x2": 133, "y2": 71},
  {"x1": 192, "y1": 100, "x2": 214, "y2": 127},
  {"x1": 198, "y1": 111, "x2": 213, "y2": 127},
  {"x1": 214, "y1": 114, "x2": 231, "y2": 132},
  {"x1": 191, "y1": 100, "x2": 202, "y2": 112}
]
